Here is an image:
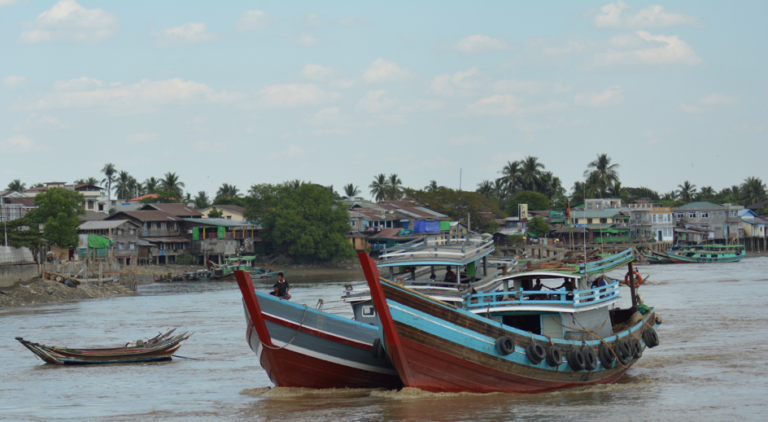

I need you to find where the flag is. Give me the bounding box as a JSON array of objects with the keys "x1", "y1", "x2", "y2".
[{"x1": 565, "y1": 199, "x2": 571, "y2": 226}]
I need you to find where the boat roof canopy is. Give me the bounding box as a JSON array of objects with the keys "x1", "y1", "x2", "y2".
[{"x1": 377, "y1": 233, "x2": 495, "y2": 268}]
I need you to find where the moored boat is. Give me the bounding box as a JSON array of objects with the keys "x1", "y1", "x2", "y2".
[
  {"x1": 358, "y1": 251, "x2": 662, "y2": 394},
  {"x1": 234, "y1": 270, "x2": 403, "y2": 389},
  {"x1": 16, "y1": 329, "x2": 191, "y2": 365},
  {"x1": 663, "y1": 244, "x2": 745, "y2": 264}
]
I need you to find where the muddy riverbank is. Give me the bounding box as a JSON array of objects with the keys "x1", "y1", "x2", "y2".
[{"x1": 0, "y1": 277, "x2": 136, "y2": 308}]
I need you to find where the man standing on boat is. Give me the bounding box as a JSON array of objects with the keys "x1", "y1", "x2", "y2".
[{"x1": 270, "y1": 273, "x2": 291, "y2": 300}]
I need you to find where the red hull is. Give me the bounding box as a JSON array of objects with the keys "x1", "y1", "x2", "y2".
[
  {"x1": 248, "y1": 325, "x2": 402, "y2": 389},
  {"x1": 235, "y1": 270, "x2": 402, "y2": 390},
  {"x1": 396, "y1": 336, "x2": 627, "y2": 394}
]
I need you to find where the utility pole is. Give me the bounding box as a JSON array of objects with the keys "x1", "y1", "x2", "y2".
[
  {"x1": 1, "y1": 196, "x2": 7, "y2": 247},
  {"x1": 459, "y1": 168, "x2": 462, "y2": 191}
]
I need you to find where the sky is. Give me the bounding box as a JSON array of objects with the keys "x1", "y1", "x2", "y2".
[{"x1": 1, "y1": 0, "x2": 766, "y2": 200}]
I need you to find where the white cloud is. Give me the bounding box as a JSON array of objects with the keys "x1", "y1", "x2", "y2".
[
  {"x1": 679, "y1": 104, "x2": 705, "y2": 113},
  {"x1": 466, "y1": 94, "x2": 520, "y2": 115},
  {"x1": 593, "y1": 1, "x2": 700, "y2": 29},
  {"x1": 398, "y1": 100, "x2": 444, "y2": 113},
  {"x1": 494, "y1": 79, "x2": 572, "y2": 95},
  {"x1": 449, "y1": 135, "x2": 486, "y2": 146},
  {"x1": 257, "y1": 84, "x2": 339, "y2": 108},
  {"x1": 523, "y1": 101, "x2": 570, "y2": 113},
  {"x1": 235, "y1": 10, "x2": 273, "y2": 31},
  {"x1": 330, "y1": 79, "x2": 356, "y2": 89},
  {"x1": 308, "y1": 106, "x2": 344, "y2": 126},
  {"x1": 126, "y1": 133, "x2": 159, "y2": 144},
  {"x1": 454, "y1": 35, "x2": 508, "y2": 53},
  {"x1": 302, "y1": 64, "x2": 341, "y2": 82},
  {"x1": 53, "y1": 77, "x2": 103, "y2": 91},
  {"x1": 362, "y1": 58, "x2": 414, "y2": 83},
  {"x1": 19, "y1": 0, "x2": 119, "y2": 44},
  {"x1": 574, "y1": 86, "x2": 624, "y2": 107},
  {"x1": 430, "y1": 67, "x2": 488, "y2": 97},
  {"x1": 733, "y1": 123, "x2": 766, "y2": 133},
  {"x1": 153, "y1": 23, "x2": 217, "y2": 47},
  {"x1": 25, "y1": 114, "x2": 68, "y2": 130},
  {"x1": 271, "y1": 145, "x2": 305, "y2": 159},
  {"x1": 16, "y1": 78, "x2": 244, "y2": 113},
  {"x1": 3, "y1": 75, "x2": 26, "y2": 88},
  {"x1": 592, "y1": 31, "x2": 702, "y2": 67},
  {"x1": 193, "y1": 141, "x2": 226, "y2": 152},
  {"x1": 1, "y1": 0, "x2": 20, "y2": 6},
  {"x1": 699, "y1": 94, "x2": 739, "y2": 105},
  {"x1": 357, "y1": 90, "x2": 399, "y2": 113},
  {"x1": 0, "y1": 135, "x2": 49, "y2": 153},
  {"x1": 526, "y1": 37, "x2": 595, "y2": 57},
  {"x1": 291, "y1": 33, "x2": 320, "y2": 47},
  {"x1": 338, "y1": 16, "x2": 369, "y2": 27}
]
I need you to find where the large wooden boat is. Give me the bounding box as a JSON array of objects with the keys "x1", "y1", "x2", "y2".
[
  {"x1": 642, "y1": 251, "x2": 673, "y2": 264},
  {"x1": 662, "y1": 244, "x2": 745, "y2": 264},
  {"x1": 358, "y1": 251, "x2": 661, "y2": 394},
  {"x1": 16, "y1": 329, "x2": 190, "y2": 365},
  {"x1": 234, "y1": 270, "x2": 403, "y2": 389}
]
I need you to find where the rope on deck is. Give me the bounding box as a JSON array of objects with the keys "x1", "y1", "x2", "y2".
[{"x1": 259, "y1": 304, "x2": 309, "y2": 350}]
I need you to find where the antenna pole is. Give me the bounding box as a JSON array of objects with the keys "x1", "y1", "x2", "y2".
[{"x1": 459, "y1": 168, "x2": 462, "y2": 191}]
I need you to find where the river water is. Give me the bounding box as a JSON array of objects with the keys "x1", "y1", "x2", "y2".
[{"x1": 2, "y1": 259, "x2": 767, "y2": 421}]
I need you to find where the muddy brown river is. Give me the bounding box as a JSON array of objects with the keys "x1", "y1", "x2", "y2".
[{"x1": 2, "y1": 259, "x2": 767, "y2": 421}]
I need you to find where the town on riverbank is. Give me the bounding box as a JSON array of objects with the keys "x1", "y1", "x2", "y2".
[{"x1": 2, "y1": 155, "x2": 767, "y2": 295}]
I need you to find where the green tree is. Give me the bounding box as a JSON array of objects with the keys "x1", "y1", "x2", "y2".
[
  {"x1": 7, "y1": 179, "x2": 25, "y2": 192},
  {"x1": 4, "y1": 216, "x2": 45, "y2": 249},
  {"x1": 537, "y1": 171, "x2": 564, "y2": 199},
  {"x1": 144, "y1": 177, "x2": 160, "y2": 194},
  {"x1": 369, "y1": 173, "x2": 390, "y2": 202},
  {"x1": 113, "y1": 170, "x2": 133, "y2": 200},
  {"x1": 476, "y1": 180, "x2": 494, "y2": 198},
  {"x1": 343, "y1": 183, "x2": 360, "y2": 198},
  {"x1": 625, "y1": 187, "x2": 660, "y2": 202},
  {"x1": 388, "y1": 174, "x2": 403, "y2": 200},
  {"x1": 216, "y1": 183, "x2": 242, "y2": 201},
  {"x1": 244, "y1": 183, "x2": 355, "y2": 262},
  {"x1": 402, "y1": 187, "x2": 505, "y2": 233},
  {"x1": 677, "y1": 181, "x2": 697, "y2": 203},
  {"x1": 207, "y1": 208, "x2": 224, "y2": 218},
  {"x1": 160, "y1": 172, "x2": 185, "y2": 198},
  {"x1": 424, "y1": 180, "x2": 439, "y2": 192},
  {"x1": 519, "y1": 156, "x2": 545, "y2": 192},
  {"x1": 194, "y1": 191, "x2": 211, "y2": 209},
  {"x1": 101, "y1": 163, "x2": 117, "y2": 203},
  {"x1": 499, "y1": 161, "x2": 522, "y2": 195},
  {"x1": 28, "y1": 188, "x2": 85, "y2": 247},
  {"x1": 740, "y1": 177, "x2": 766, "y2": 207},
  {"x1": 584, "y1": 154, "x2": 620, "y2": 197},
  {"x1": 74, "y1": 177, "x2": 100, "y2": 186},
  {"x1": 505, "y1": 191, "x2": 550, "y2": 216},
  {"x1": 527, "y1": 216, "x2": 551, "y2": 237}
]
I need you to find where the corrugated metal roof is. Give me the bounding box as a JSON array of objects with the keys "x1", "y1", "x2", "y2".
[
  {"x1": 182, "y1": 218, "x2": 260, "y2": 228},
  {"x1": 142, "y1": 236, "x2": 190, "y2": 243},
  {"x1": 109, "y1": 210, "x2": 183, "y2": 222},
  {"x1": 141, "y1": 203, "x2": 203, "y2": 217},
  {"x1": 80, "y1": 220, "x2": 139, "y2": 230}
]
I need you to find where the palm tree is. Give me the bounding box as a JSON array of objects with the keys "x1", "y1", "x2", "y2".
[
  {"x1": 476, "y1": 180, "x2": 494, "y2": 197},
  {"x1": 492, "y1": 178, "x2": 507, "y2": 201},
  {"x1": 661, "y1": 191, "x2": 678, "y2": 201},
  {"x1": 343, "y1": 183, "x2": 360, "y2": 198},
  {"x1": 698, "y1": 186, "x2": 715, "y2": 201},
  {"x1": 424, "y1": 180, "x2": 439, "y2": 192},
  {"x1": 499, "y1": 161, "x2": 521, "y2": 195},
  {"x1": 584, "y1": 154, "x2": 620, "y2": 197},
  {"x1": 537, "y1": 171, "x2": 564, "y2": 199},
  {"x1": 677, "y1": 181, "x2": 697, "y2": 203},
  {"x1": 127, "y1": 176, "x2": 142, "y2": 199},
  {"x1": 741, "y1": 176, "x2": 766, "y2": 207},
  {"x1": 388, "y1": 174, "x2": 403, "y2": 200},
  {"x1": 369, "y1": 174, "x2": 390, "y2": 202},
  {"x1": 519, "y1": 156, "x2": 545, "y2": 192},
  {"x1": 184, "y1": 192, "x2": 192, "y2": 204},
  {"x1": 160, "y1": 172, "x2": 185, "y2": 198},
  {"x1": 608, "y1": 181, "x2": 626, "y2": 199},
  {"x1": 285, "y1": 180, "x2": 304, "y2": 189},
  {"x1": 584, "y1": 172, "x2": 603, "y2": 199},
  {"x1": 194, "y1": 191, "x2": 211, "y2": 209},
  {"x1": 101, "y1": 163, "x2": 117, "y2": 203},
  {"x1": 7, "y1": 179, "x2": 25, "y2": 192},
  {"x1": 144, "y1": 177, "x2": 159, "y2": 194},
  {"x1": 113, "y1": 171, "x2": 133, "y2": 200},
  {"x1": 216, "y1": 183, "x2": 242, "y2": 200}
]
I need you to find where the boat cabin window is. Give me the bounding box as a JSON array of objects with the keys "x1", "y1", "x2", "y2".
[
  {"x1": 502, "y1": 314, "x2": 541, "y2": 335},
  {"x1": 362, "y1": 306, "x2": 376, "y2": 316}
]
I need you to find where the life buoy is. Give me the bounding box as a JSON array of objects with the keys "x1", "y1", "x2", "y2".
[{"x1": 624, "y1": 271, "x2": 643, "y2": 289}]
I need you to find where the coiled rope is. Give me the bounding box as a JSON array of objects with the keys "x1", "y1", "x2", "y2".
[{"x1": 260, "y1": 304, "x2": 309, "y2": 350}]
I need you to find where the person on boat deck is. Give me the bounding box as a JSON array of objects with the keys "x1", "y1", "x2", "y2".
[
  {"x1": 444, "y1": 267, "x2": 456, "y2": 283},
  {"x1": 532, "y1": 279, "x2": 546, "y2": 300},
  {"x1": 270, "y1": 273, "x2": 291, "y2": 300}
]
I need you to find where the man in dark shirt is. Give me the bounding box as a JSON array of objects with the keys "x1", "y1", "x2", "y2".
[
  {"x1": 270, "y1": 272, "x2": 291, "y2": 300},
  {"x1": 444, "y1": 266, "x2": 456, "y2": 283}
]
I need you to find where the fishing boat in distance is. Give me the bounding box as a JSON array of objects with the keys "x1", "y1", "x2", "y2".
[
  {"x1": 358, "y1": 249, "x2": 661, "y2": 394},
  {"x1": 642, "y1": 251, "x2": 673, "y2": 264},
  {"x1": 662, "y1": 244, "x2": 745, "y2": 264},
  {"x1": 16, "y1": 329, "x2": 191, "y2": 365},
  {"x1": 234, "y1": 270, "x2": 403, "y2": 389}
]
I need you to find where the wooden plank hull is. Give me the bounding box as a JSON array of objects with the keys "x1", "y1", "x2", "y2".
[
  {"x1": 235, "y1": 270, "x2": 402, "y2": 390},
  {"x1": 357, "y1": 252, "x2": 660, "y2": 394},
  {"x1": 665, "y1": 251, "x2": 744, "y2": 264}
]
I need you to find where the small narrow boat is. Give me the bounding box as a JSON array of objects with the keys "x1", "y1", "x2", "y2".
[
  {"x1": 642, "y1": 251, "x2": 672, "y2": 264},
  {"x1": 358, "y1": 250, "x2": 661, "y2": 394},
  {"x1": 16, "y1": 329, "x2": 191, "y2": 365},
  {"x1": 663, "y1": 244, "x2": 745, "y2": 264},
  {"x1": 234, "y1": 270, "x2": 403, "y2": 389}
]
